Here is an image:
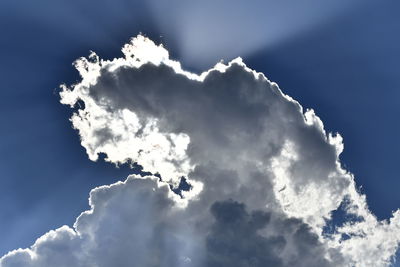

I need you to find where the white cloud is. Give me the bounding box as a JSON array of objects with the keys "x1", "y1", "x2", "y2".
[{"x1": 2, "y1": 35, "x2": 399, "y2": 267}]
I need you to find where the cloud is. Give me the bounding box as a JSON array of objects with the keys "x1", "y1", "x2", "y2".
[
  {"x1": 0, "y1": 176, "x2": 199, "y2": 267},
  {"x1": 2, "y1": 35, "x2": 400, "y2": 266},
  {"x1": 205, "y1": 200, "x2": 342, "y2": 267}
]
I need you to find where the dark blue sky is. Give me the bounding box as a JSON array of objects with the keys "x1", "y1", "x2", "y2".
[{"x1": 1, "y1": 0, "x2": 399, "y2": 261}]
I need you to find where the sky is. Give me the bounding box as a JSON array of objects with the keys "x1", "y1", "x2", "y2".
[{"x1": 1, "y1": 1, "x2": 400, "y2": 266}]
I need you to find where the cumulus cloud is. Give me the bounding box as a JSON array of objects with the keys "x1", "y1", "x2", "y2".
[{"x1": 2, "y1": 35, "x2": 400, "y2": 267}]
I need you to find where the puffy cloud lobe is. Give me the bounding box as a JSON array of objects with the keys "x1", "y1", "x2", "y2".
[
  {"x1": 1, "y1": 177, "x2": 207, "y2": 267},
  {"x1": 0, "y1": 176, "x2": 338, "y2": 267},
  {"x1": 2, "y1": 35, "x2": 400, "y2": 266}
]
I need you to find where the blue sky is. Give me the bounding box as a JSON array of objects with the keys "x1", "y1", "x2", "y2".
[{"x1": 1, "y1": 0, "x2": 399, "y2": 264}]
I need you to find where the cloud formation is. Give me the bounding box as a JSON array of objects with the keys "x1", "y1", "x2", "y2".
[{"x1": 2, "y1": 35, "x2": 400, "y2": 267}]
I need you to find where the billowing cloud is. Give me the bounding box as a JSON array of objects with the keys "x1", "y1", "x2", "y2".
[{"x1": 2, "y1": 35, "x2": 400, "y2": 267}]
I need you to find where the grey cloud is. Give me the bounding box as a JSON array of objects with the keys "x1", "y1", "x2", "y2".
[
  {"x1": 2, "y1": 35, "x2": 400, "y2": 267},
  {"x1": 0, "y1": 176, "x2": 339, "y2": 267},
  {"x1": 206, "y1": 200, "x2": 283, "y2": 267},
  {"x1": 88, "y1": 57, "x2": 345, "y2": 207},
  {"x1": 206, "y1": 200, "x2": 341, "y2": 267},
  {"x1": 1, "y1": 177, "x2": 203, "y2": 267},
  {"x1": 76, "y1": 43, "x2": 350, "y2": 227}
]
